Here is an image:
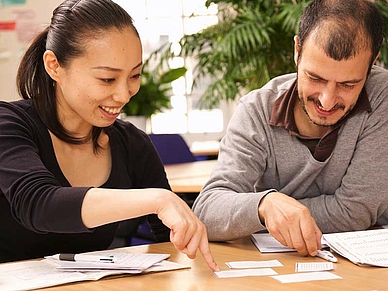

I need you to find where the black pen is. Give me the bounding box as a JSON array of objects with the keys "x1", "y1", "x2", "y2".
[{"x1": 51, "y1": 253, "x2": 115, "y2": 263}]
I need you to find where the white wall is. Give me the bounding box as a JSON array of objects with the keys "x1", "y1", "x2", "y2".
[
  {"x1": 0, "y1": 0, "x2": 237, "y2": 144},
  {"x1": 0, "y1": 0, "x2": 62, "y2": 101}
]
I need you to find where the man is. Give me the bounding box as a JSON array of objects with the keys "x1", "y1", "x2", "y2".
[{"x1": 192, "y1": 0, "x2": 388, "y2": 257}]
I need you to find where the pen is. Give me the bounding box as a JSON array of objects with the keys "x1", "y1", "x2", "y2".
[
  {"x1": 316, "y1": 250, "x2": 338, "y2": 263},
  {"x1": 51, "y1": 253, "x2": 115, "y2": 263}
]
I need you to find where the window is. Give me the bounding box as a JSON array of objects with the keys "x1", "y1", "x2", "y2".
[{"x1": 114, "y1": 0, "x2": 230, "y2": 142}]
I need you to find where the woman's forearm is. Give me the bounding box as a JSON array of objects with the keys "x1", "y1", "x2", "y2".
[{"x1": 80, "y1": 187, "x2": 172, "y2": 228}]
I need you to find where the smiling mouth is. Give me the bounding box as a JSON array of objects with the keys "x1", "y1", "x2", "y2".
[
  {"x1": 308, "y1": 97, "x2": 345, "y2": 113},
  {"x1": 100, "y1": 105, "x2": 121, "y2": 115},
  {"x1": 316, "y1": 103, "x2": 336, "y2": 112}
]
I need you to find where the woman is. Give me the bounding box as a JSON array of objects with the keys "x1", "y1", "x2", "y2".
[{"x1": 0, "y1": 0, "x2": 218, "y2": 271}]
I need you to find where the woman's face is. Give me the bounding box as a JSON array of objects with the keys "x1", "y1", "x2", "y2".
[{"x1": 49, "y1": 27, "x2": 142, "y2": 133}]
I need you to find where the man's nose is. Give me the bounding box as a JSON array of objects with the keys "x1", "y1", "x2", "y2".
[{"x1": 319, "y1": 83, "x2": 338, "y2": 110}]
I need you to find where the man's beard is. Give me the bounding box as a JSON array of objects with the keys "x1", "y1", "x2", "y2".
[{"x1": 298, "y1": 94, "x2": 349, "y2": 128}]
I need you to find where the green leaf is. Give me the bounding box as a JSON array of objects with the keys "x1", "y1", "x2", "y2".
[{"x1": 159, "y1": 67, "x2": 187, "y2": 83}]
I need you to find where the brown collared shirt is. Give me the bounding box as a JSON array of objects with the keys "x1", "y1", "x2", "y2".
[{"x1": 269, "y1": 81, "x2": 371, "y2": 162}]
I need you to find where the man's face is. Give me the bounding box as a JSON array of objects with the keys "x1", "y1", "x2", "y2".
[{"x1": 293, "y1": 35, "x2": 372, "y2": 136}]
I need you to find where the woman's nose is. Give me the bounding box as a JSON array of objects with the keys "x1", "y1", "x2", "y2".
[{"x1": 113, "y1": 82, "x2": 139, "y2": 104}]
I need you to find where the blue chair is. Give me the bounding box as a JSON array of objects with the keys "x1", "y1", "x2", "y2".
[
  {"x1": 148, "y1": 133, "x2": 197, "y2": 165},
  {"x1": 110, "y1": 134, "x2": 201, "y2": 248},
  {"x1": 148, "y1": 133, "x2": 203, "y2": 208}
]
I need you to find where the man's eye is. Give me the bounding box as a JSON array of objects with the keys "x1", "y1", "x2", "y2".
[
  {"x1": 308, "y1": 76, "x2": 321, "y2": 82},
  {"x1": 342, "y1": 83, "x2": 355, "y2": 89}
]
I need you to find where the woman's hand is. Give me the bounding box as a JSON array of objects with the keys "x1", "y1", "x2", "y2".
[
  {"x1": 155, "y1": 190, "x2": 220, "y2": 272},
  {"x1": 81, "y1": 188, "x2": 219, "y2": 271}
]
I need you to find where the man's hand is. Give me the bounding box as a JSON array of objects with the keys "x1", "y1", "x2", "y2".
[{"x1": 258, "y1": 192, "x2": 322, "y2": 256}]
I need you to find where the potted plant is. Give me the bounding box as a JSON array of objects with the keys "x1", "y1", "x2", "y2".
[
  {"x1": 121, "y1": 55, "x2": 187, "y2": 131},
  {"x1": 155, "y1": 0, "x2": 388, "y2": 109}
]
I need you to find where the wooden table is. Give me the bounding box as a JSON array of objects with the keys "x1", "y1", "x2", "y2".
[
  {"x1": 39, "y1": 237, "x2": 387, "y2": 291},
  {"x1": 190, "y1": 140, "x2": 220, "y2": 157},
  {"x1": 164, "y1": 159, "x2": 217, "y2": 193}
]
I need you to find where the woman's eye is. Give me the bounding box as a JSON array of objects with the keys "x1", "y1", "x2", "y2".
[
  {"x1": 131, "y1": 74, "x2": 141, "y2": 80},
  {"x1": 101, "y1": 78, "x2": 115, "y2": 84}
]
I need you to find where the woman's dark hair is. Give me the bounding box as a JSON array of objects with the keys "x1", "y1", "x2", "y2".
[
  {"x1": 297, "y1": 0, "x2": 384, "y2": 70},
  {"x1": 16, "y1": 0, "x2": 139, "y2": 151}
]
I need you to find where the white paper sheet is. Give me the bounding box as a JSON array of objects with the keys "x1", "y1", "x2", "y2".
[
  {"x1": 0, "y1": 251, "x2": 188, "y2": 291},
  {"x1": 270, "y1": 271, "x2": 342, "y2": 283},
  {"x1": 226, "y1": 260, "x2": 283, "y2": 269},
  {"x1": 214, "y1": 268, "x2": 278, "y2": 278}
]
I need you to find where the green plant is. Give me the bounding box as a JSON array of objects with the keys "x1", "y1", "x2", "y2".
[
  {"x1": 157, "y1": 0, "x2": 388, "y2": 109},
  {"x1": 122, "y1": 57, "x2": 187, "y2": 118}
]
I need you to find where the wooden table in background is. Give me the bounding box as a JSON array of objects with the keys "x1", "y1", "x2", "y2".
[
  {"x1": 190, "y1": 140, "x2": 220, "y2": 157},
  {"x1": 164, "y1": 159, "x2": 217, "y2": 193},
  {"x1": 39, "y1": 237, "x2": 388, "y2": 291}
]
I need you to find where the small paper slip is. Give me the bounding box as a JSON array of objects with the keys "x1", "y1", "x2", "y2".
[
  {"x1": 295, "y1": 262, "x2": 334, "y2": 272},
  {"x1": 270, "y1": 271, "x2": 342, "y2": 283},
  {"x1": 226, "y1": 260, "x2": 283, "y2": 269},
  {"x1": 214, "y1": 268, "x2": 278, "y2": 278}
]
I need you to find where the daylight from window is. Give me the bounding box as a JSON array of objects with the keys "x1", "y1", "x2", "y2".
[{"x1": 114, "y1": 0, "x2": 223, "y2": 135}]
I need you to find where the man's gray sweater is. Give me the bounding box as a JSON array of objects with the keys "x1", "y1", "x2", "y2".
[{"x1": 193, "y1": 66, "x2": 388, "y2": 241}]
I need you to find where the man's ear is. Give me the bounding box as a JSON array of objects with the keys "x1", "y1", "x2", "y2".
[
  {"x1": 294, "y1": 35, "x2": 300, "y2": 65},
  {"x1": 43, "y1": 50, "x2": 61, "y2": 82}
]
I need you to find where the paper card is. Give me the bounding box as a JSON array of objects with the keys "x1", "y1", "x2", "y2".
[
  {"x1": 214, "y1": 268, "x2": 278, "y2": 278},
  {"x1": 270, "y1": 271, "x2": 342, "y2": 283},
  {"x1": 226, "y1": 260, "x2": 283, "y2": 269},
  {"x1": 295, "y1": 262, "x2": 334, "y2": 272}
]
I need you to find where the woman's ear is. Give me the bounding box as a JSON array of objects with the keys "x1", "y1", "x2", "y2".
[
  {"x1": 373, "y1": 52, "x2": 381, "y2": 65},
  {"x1": 43, "y1": 50, "x2": 61, "y2": 82}
]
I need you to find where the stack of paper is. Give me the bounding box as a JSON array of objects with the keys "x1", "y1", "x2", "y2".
[
  {"x1": 251, "y1": 233, "x2": 328, "y2": 253},
  {"x1": 251, "y1": 233, "x2": 296, "y2": 252},
  {"x1": 323, "y1": 229, "x2": 388, "y2": 267},
  {"x1": 45, "y1": 251, "x2": 170, "y2": 273},
  {"x1": 0, "y1": 250, "x2": 190, "y2": 291}
]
